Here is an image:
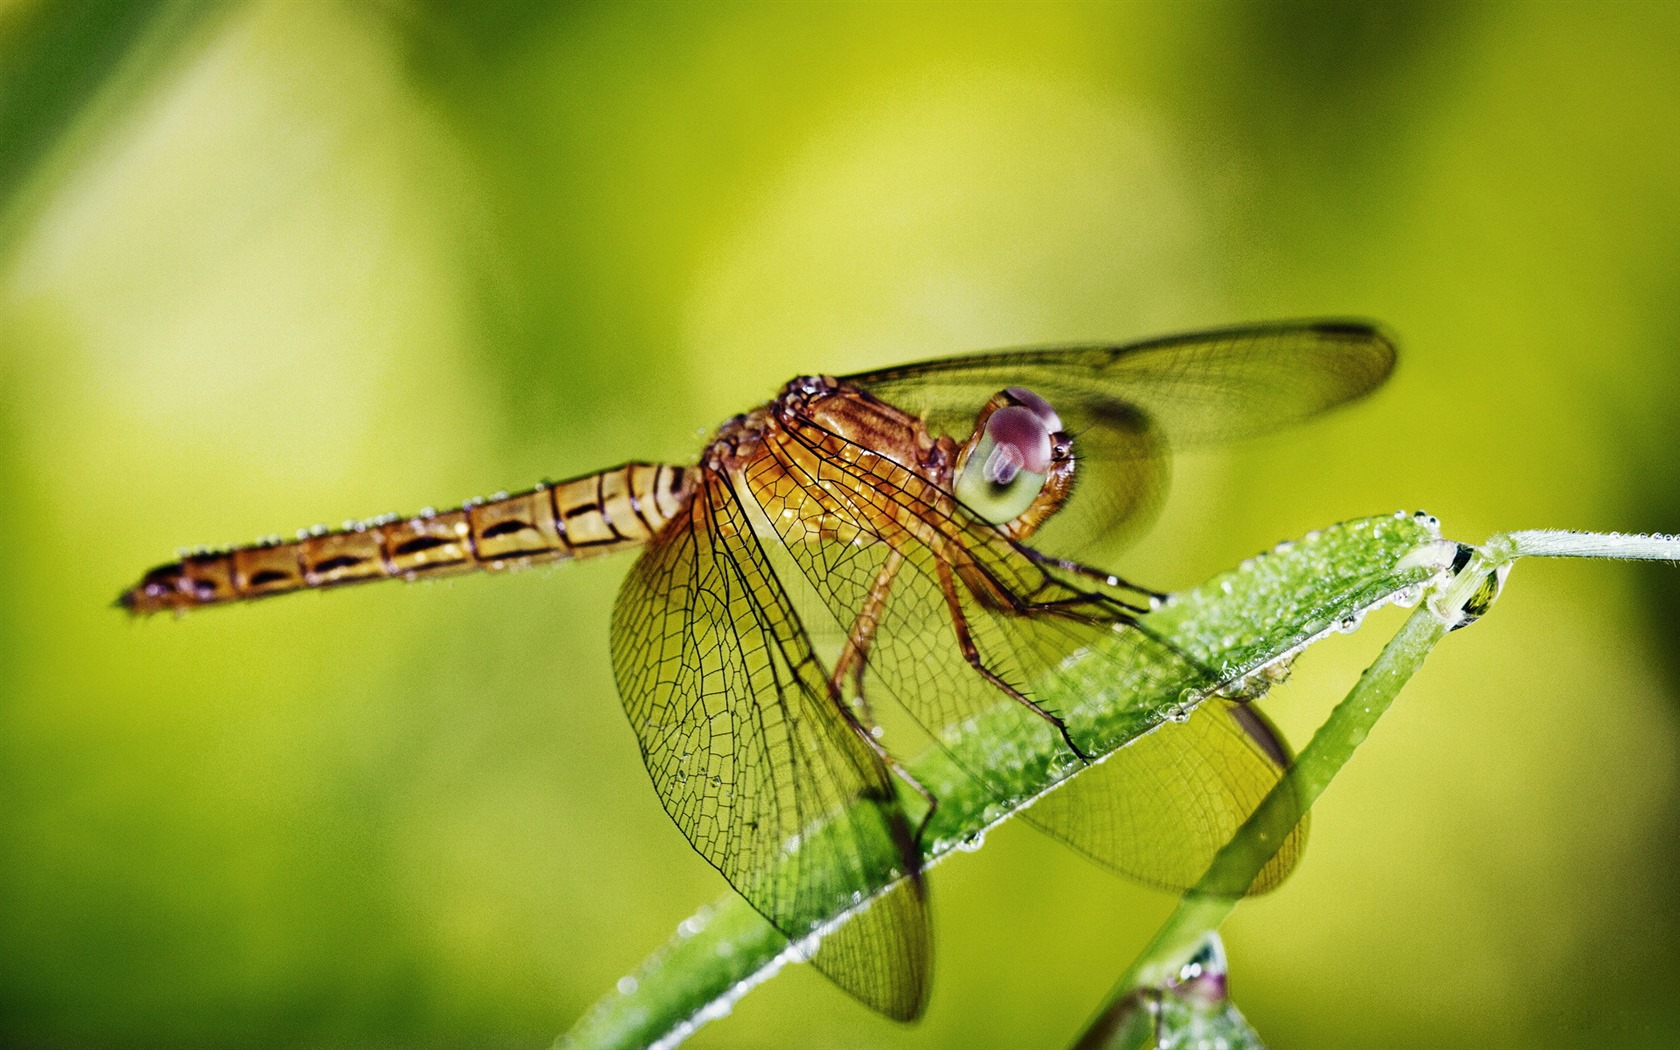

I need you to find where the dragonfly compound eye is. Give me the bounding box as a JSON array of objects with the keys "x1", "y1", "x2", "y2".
[
  {"x1": 1003, "y1": 385, "x2": 1063, "y2": 432},
  {"x1": 956, "y1": 403, "x2": 1055, "y2": 524}
]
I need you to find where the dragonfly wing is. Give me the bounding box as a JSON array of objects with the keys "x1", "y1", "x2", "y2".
[
  {"x1": 1021, "y1": 699, "x2": 1307, "y2": 896},
  {"x1": 611, "y1": 467, "x2": 930, "y2": 1020},
  {"x1": 845, "y1": 320, "x2": 1395, "y2": 555},
  {"x1": 844, "y1": 319, "x2": 1396, "y2": 445},
  {"x1": 745, "y1": 421, "x2": 1274, "y2": 886}
]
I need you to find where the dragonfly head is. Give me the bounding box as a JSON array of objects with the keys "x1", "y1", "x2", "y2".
[{"x1": 952, "y1": 387, "x2": 1074, "y2": 538}]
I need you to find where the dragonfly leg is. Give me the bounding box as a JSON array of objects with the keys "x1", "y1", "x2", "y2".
[
  {"x1": 964, "y1": 559, "x2": 1146, "y2": 623},
  {"x1": 936, "y1": 558, "x2": 1094, "y2": 764},
  {"x1": 832, "y1": 551, "x2": 904, "y2": 726},
  {"x1": 952, "y1": 546, "x2": 1146, "y2": 620},
  {"x1": 968, "y1": 566, "x2": 1223, "y2": 691},
  {"x1": 1022, "y1": 550, "x2": 1167, "y2": 605},
  {"x1": 861, "y1": 723, "x2": 939, "y2": 852},
  {"x1": 829, "y1": 551, "x2": 940, "y2": 849},
  {"x1": 1020, "y1": 588, "x2": 1146, "y2": 622}
]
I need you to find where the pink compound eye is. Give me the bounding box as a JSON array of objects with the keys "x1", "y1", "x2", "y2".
[
  {"x1": 955, "y1": 390, "x2": 1062, "y2": 524},
  {"x1": 1003, "y1": 386, "x2": 1062, "y2": 433},
  {"x1": 982, "y1": 405, "x2": 1054, "y2": 483}
]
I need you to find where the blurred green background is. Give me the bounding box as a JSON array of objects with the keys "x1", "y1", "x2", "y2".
[{"x1": 3, "y1": 1, "x2": 1679, "y2": 1047}]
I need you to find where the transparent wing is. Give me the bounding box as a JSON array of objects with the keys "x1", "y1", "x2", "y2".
[
  {"x1": 1022, "y1": 699, "x2": 1307, "y2": 896},
  {"x1": 610, "y1": 468, "x2": 930, "y2": 1020},
  {"x1": 845, "y1": 319, "x2": 1395, "y2": 555},
  {"x1": 744, "y1": 413, "x2": 1297, "y2": 899}
]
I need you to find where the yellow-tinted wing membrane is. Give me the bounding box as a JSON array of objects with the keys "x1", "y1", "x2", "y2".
[
  {"x1": 1022, "y1": 699, "x2": 1306, "y2": 896},
  {"x1": 844, "y1": 320, "x2": 1396, "y2": 447},
  {"x1": 844, "y1": 320, "x2": 1395, "y2": 557},
  {"x1": 747, "y1": 407, "x2": 1303, "y2": 895},
  {"x1": 610, "y1": 467, "x2": 930, "y2": 1020},
  {"x1": 747, "y1": 408, "x2": 1223, "y2": 802}
]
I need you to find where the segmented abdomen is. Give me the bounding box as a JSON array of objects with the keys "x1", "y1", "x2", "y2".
[{"x1": 119, "y1": 463, "x2": 693, "y2": 615}]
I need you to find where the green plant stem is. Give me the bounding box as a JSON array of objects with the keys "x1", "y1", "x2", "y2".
[
  {"x1": 1073, "y1": 549, "x2": 1501, "y2": 1048},
  {"x1": 1502, "y1": 529, "x2": 1680, "y2": 561},
  {"x1": 1073, "y1": 528, "x2": 1680, "y2": 1049},
  {"x1": 557, "y1": 520, "x2": 1680, "y2": 1049},
  {"x1": 561, "y1": 513, "x2": 1444, "y2": 1050}
]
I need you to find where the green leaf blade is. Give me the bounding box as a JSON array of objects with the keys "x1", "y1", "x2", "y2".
[{"x1": 560, "y1": 512, "x2": 1447, "y2": 1049}]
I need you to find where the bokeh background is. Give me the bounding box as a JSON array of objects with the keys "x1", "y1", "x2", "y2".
[{"x1": 3, "y1": 1, "x2": 1679, "y2": 1047}]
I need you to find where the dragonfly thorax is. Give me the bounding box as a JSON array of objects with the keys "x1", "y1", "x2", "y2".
[
  {"x1": 739, "y1": 375, "x2": 1080, "y2": 542},
  {"x1": 771, "y1": 375, "x2": 951, "y2": 479}
]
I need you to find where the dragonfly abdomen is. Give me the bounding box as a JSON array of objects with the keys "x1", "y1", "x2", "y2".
[{"x1": 118, "y1": 462, "x2": 693, "y2": 616}]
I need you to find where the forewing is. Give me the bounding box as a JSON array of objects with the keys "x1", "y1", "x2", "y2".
[
  {"x1": 1021, "y1": 699, "x2": 1307, "y2": 896},
  {"x1": 746, "y1": 415, "x2": 1224, "y2": 819},
  {"x1": 845, "y1": 320, "x2": 1395, "y2": 446},
  {"x1": 845, "y1": 320, "x2": 1395, "y2": 554},
  {"x1": 611, "y1": 468, "x2": 930, "y2": 1020}
]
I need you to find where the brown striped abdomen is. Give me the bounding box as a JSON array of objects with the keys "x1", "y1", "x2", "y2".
[{"x1": 119, "y1": 463, "x2": 694, "y2": 616}]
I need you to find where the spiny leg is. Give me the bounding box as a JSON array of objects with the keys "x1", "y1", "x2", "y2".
[
  {"x1": 832, "y1": 550, "x2": 903, "y2": 725},
  {"x1": 1017, "y1": 587, "x2": 1148, "y2": 622},
  {"x1": 954, "y1": 552, "x2": 1219, "y2": 688},
  {"x1": 935, "y1": 557, "x2": 1094, "y2": 763},
  {"x1": 956, "y1": 553, "x2": 1148, "y2": 623},
  {"x1": 1007, "y1": 581, "x2": 1218, "y2": 689},
  {"x1": 829, "y1": 550, "x2": 940, "y2": 848},
  {"x1": 1023, "y1": 549, "x2": 1167, "y2": 605}
]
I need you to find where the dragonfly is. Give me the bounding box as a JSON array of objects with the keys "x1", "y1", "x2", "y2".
[{"x1": 119, "y1": 319, "x2": 1395, "y2": 1022}]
